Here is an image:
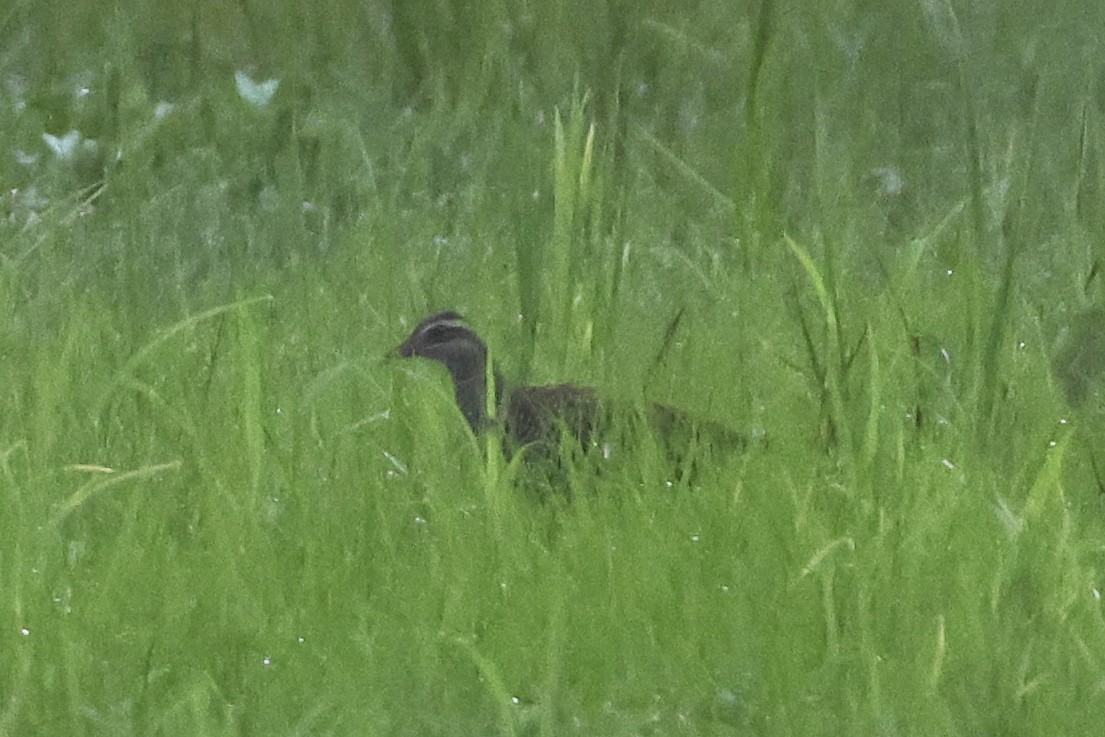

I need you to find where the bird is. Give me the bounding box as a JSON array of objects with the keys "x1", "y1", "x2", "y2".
[{"x1": 396, "y1": 311, "x2": 745, "y2": 469}]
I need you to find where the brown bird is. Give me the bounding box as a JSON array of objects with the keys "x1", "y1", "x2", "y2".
[{"x1": 397, "y1": 311, "x2": 745, "y2": 466}]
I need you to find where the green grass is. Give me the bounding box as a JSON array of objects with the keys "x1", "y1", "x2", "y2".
[{"x1": 3, "y1": 0, "x2": 1105, "y2": 734}]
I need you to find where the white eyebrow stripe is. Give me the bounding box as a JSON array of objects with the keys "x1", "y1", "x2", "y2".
[{"x1": 415, "y1": 316, "x2": 469, "y2": 338}]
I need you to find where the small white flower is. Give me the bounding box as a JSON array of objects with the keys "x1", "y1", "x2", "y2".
[
  {"x1": 43, "y1": 130, "x2": 82, "y2": 160},
  {"x1": 234, "y1": 71, "x2": 279, "y2": 108}
]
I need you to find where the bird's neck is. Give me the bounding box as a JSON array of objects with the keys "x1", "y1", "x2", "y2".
[{"x1": 447, "y1": 357, "x2": 504, "y2": 433}]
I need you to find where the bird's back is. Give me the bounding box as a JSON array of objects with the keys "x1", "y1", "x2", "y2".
[{"x1": 503, "y1": 383, "x2": 602, "y2": 448}]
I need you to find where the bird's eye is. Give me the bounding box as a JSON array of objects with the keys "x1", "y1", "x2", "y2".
[{"x1": 424, "y1": 326, "x2": 451, "y2": 342}]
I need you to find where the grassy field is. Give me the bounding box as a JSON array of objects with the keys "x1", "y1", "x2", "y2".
[{"x1": 3, "y1": 0, "x2": 1105, "y2": 734}]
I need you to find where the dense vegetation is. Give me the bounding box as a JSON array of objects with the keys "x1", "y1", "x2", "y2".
[{"x1": 2, "y1": 1, "x2": 1104, "y2": 734}]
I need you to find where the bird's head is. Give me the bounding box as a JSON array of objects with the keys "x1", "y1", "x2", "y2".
[
  {"x1": 398, "y1": 311, "x2": 488, "y2": 381},
  {"x1": 398, "y1": 311, "x2": 502, "y2": 431}
]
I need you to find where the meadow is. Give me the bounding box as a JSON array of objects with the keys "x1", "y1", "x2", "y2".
[{"x1": 2, "y1": 0, "x2": 1105, "y2": 734}]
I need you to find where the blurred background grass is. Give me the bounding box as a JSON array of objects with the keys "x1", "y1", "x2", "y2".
[{"x1": 3, "y1": 0, "x2": 1105, "y2": 734}]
